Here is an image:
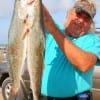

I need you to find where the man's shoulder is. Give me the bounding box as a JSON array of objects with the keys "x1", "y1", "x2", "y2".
[
  {"x1": 79, "y1": 32, "x2": 100, "y2": 41},
  {"x1": 78, "y1": 32, "x2": 100, "y2": 58},
  {"x1": 74, "y1": 32, "x2": 100, "y2": 49},
  {"x1": 85, "y1": 32, "x2": 99, "y2": 38},
  {"x1": 85, "y1": 32, "x2": 100, "y2": 44}
]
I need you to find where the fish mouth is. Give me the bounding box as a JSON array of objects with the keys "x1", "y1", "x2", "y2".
[{"x1": 27, "y1": 0, "x2": 35, "y2": 5}]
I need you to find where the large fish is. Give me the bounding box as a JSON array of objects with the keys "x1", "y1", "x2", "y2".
[{"x1": 7, "y1": 0, "x2": 45, "y2": 100}]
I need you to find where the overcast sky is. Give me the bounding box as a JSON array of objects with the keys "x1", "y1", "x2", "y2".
[{"x1": 0, "y1": 0, "x2": 100, "y2": 44}]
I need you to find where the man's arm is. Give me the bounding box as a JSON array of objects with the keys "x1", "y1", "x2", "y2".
[{"x1": 43, "y1": 6, "x2": 97, "y2": 72}]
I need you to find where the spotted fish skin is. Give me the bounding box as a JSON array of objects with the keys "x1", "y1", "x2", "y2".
[{"x1": 8, "y1": 0, "x2": 45, "y2": 100}]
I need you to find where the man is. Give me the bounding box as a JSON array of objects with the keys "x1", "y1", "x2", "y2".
[
  {"x1": 40, "y1": 0, "x2": 100, "y2": 100},
  {"x1": 7, "y1": 0, "x2": 99, "y2": 100}
]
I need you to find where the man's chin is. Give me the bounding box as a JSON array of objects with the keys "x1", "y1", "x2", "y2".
[{"x1": 66, "y1": 32, "x2": 78, "y2": 37}]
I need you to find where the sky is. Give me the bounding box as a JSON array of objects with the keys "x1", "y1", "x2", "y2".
[{"x1": 0, "y1": 0, "x2": 100, "y2": 44}]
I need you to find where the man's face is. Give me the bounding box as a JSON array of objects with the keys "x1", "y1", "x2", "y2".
[{"x1": 64, "y1": 9, "x2": 92, "y2": 37}]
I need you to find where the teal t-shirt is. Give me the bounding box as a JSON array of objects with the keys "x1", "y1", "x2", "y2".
[{"x1": 41, "y1": 24, "x2": 100, "y2": 97}]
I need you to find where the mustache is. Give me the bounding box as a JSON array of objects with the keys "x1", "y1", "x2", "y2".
[{"x1": 71, "y1": 19, "x2": 83, "y2": 29}]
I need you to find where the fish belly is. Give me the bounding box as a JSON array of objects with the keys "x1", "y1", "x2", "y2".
[
  {"x1": 27, "y1": 1, "x2": 45, "y2": 100},
  {"x1": 8, "y1": 0, "x2": 44, "y2": 100}
]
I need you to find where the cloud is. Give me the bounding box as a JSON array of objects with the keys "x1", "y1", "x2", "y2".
[
  {"x1": 1, "y1": 0, "x2": 100, "y2": 18},
  {"x1": 0, "y1": 0, "x2": 15, "y2": 17},
  {"x1": 0, "y1": 0, "x2": 75, "y2": 17},
  {"x1": 43, "y1": 0, "x2": 75, "y2": 13}
]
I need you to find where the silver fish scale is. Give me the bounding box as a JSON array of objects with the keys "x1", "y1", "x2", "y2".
[{"x1": 8, "y1": 0, "x2": 45, "y2": 100}]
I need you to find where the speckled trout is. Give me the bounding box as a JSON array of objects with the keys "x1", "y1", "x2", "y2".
[{"x1": 8, "y1": 0, "x2": 45, "y2": 100}]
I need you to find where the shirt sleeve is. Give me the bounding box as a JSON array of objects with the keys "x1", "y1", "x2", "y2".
[{"x1": 83, "y1": 34, "x2": 100, "y2": 60}]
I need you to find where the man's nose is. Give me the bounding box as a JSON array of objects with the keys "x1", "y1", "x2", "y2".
[{"x1": 76, "y1": 17, "x2": 84, "y2": 24}]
